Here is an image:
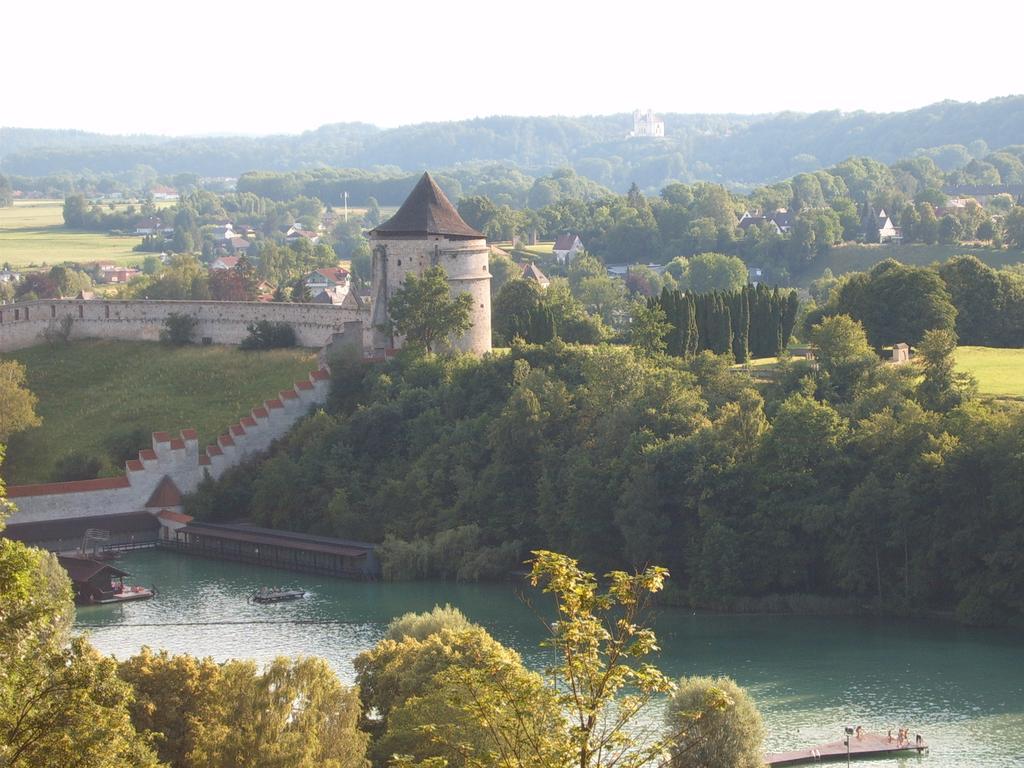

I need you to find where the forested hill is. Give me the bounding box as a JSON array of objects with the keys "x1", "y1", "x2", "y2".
[{"x1": 4, "y1": 96, "x2": 1024, "y2": 190}]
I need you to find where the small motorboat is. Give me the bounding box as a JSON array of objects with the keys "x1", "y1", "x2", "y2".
[{"x1": 249, "y1": 586, "x2": 307, "y2": 604}]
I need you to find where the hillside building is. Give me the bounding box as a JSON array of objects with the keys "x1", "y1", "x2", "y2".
[
  {"x1": 629, "y1": 109, "x2": 665, "y2": 138},
  {"x1": 368, "y1": 172, "x2": 491, "y2": 355}
]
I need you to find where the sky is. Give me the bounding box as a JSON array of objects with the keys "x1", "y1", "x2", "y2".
[{"x1": 4, "y1": 0, "x2": 1023, "y2": 137}]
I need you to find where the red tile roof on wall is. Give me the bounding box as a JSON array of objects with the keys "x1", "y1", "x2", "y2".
[
  {"x1": 266, "y1": 399, "x2": 283, "y2": 409},
  {"x1": 199, "y1": 455, "x2": 212, "y2": 466},
  {"x1": 181, "y1": 429, "x2": 198, "y2": 440},
  {"x1": 153, "y1": 432, "x2": 172, "y2": 442},
  {"x1": 127, "y1": 459, "x2": 145, "y2": 472},
  {"x1": 207, "y1": 445, "x2": 223, "y2": 457},
  {"x1": 241, "y1": 416, "x2": 257, "y2": 427},
  {"x1": 169, "y1": 438, "x2": 185, "y2": 450},
  {"x1": 252, "y1": 407, "x2": 269, "y2": 418},
  {"x1": 139, "y1": 449, "x2": 157, "y2": 461},
  {"x1": 8, "y1": 475, "x2": 132, "y2": 498},
  {"x1": 230, "y1": 424, "x2": 245, "y2": 436},
  {"x1": 295, "y1": 380, "x2": 313, "y2": 391},
  {"x1": 157, "y1": 510, "x2": 193, "y2": 524},
  {"x1": 281, "y1": 389, "x2": 299, "y2": 400},
  {"x1": 218, "y1": 434, "x2": 235, "y2": 447},
  {"x1": 311, "y1": 369, "x2": 330, "y2": 381}
]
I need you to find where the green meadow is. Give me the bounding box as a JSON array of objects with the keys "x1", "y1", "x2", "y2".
[
  {"x1": 2, "y1": 340, "x2": 318, "y2": 485},
  {"x1": 956, "y1": 345, "x2": 1024, "y2": 400},
  {"x1": 0, "y1": 200, "x2": 145, "y2": 269}
]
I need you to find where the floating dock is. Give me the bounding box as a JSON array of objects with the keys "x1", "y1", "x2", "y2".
[{"x1": 765, "y1": 732, "x2": 927, "y2": 765}]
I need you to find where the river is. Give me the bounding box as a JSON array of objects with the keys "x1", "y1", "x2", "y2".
[{"x1": 76, "y1": 551, "x2": 1024, "y2": 767}]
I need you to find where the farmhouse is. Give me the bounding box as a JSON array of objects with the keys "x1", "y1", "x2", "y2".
[{"x1": 552, "y1": 233, "x2": 584, "y2": 264}]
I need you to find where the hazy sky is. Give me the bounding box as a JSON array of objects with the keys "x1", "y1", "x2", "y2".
[{"x1": 5, "y1": 0, "x2": 1022, "y2": 136}]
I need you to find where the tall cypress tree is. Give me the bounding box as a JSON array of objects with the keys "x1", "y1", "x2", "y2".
[{"x1": 682, "y1": 296, "x2": 699, "y2": 357}]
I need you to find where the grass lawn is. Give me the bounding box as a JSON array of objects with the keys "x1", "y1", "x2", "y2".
[
  {"x1": 800, "y1": 243, "x2": 1024, "y2": 284},
  {"x1": 0, "y1": 200, "x2": 146, "y2": 269},
  {"x1": 2, "y1": 340, "x2": 318, "y2": 485},
  {"x1": 956, "y1": 346, "x2": 1024, "y2": 400}
]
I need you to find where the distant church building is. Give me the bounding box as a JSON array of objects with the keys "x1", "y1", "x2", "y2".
[
  {"x1": 629, "y1": 108, "x2": 665, "y2": 138},
  {"x1": 368, "y1": 172, "x2": 492, "y2": 355}
]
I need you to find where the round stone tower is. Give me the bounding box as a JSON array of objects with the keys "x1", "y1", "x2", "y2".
[{"x1": 368, "y1": 172, "x2": 491, "y2": 355}]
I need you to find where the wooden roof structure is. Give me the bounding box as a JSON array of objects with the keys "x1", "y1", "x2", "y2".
[
  {"x1": 179, "y1": 521, "x2": 375, "y2": 559},
  {"x1": 371, "y1": 172, "x2": 483, "y2": 239}
]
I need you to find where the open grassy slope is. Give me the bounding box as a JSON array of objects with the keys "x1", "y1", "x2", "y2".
[
  {"x1": 956, "y1": 346, "x2": 1024, "y2": 400},
  {"x1": 0, "y1": 200, "x2": 144, "y2": 269},
  {"x1": 2, "y1": 340, "x2": 318, "y2": 484}
]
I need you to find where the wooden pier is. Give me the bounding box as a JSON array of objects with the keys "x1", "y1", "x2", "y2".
[{"x1": 765, "y1": 732, "x2": 927, "y2": 765}]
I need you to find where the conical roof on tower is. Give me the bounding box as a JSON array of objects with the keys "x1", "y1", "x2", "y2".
[{"x1": 370, "y1": 172, "x2": 484, "y2": 239}]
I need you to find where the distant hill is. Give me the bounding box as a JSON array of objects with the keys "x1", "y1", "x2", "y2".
[{"x1": 4, "y1": 96, "x2": 1024, "y2": 191}]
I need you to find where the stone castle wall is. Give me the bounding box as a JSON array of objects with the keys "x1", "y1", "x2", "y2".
[
  {"x1": 6, "y1": 368, "x2": 331, "y2": 526},
  {"x1": 369, "y1": 234, "x2": 491, "y2": 355},
  {"x1": 0, "y1": 299, "x2": 369, "y2": 353}
]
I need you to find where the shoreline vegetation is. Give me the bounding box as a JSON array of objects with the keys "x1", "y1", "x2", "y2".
[{"x1": 186, "y1": 330, "x2": 1024, "y2": 629}]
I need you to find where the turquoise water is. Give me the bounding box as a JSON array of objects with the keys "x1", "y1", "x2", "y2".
[{"x1": 76, "y1": 551, "x2": 1024, "y2": 767}]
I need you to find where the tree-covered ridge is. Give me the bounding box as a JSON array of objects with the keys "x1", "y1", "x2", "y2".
[
  {"x1": 187, "y1": 338, "x2": 1024, "y2": 626},
  {"x1": 6, "y1": 95, "x2": 1024, "y2": 190}
]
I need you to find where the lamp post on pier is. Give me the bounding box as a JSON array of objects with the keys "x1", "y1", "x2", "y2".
[{"x1": 844, "y1": 726, "x2": 854, "y2": 767}]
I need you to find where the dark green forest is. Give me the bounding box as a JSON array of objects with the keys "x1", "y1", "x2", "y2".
[
  {"x1": 6, "y1": 95, "x2": 1024, "y2": 191},
  {"x1": 186, "y1": 333, "x2": 1024, "y2": 627}
]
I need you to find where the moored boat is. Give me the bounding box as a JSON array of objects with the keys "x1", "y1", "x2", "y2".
[{"x1": 249, "y1": 587, "x2": 307, "y2": 604}]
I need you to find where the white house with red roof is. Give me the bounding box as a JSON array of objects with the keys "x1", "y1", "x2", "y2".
[
  {"x1": 552, "y1": 233, "x2": 584, "y2": 264},
  {"x1": 210, "y1": 256, "x2": 240, "y2": 270},
  {"x1": 304, "y1": 266, "x2": 350, "y2": 298}
]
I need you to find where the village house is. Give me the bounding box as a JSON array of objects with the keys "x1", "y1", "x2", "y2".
[
  {"x1": 210, "y1": 255, "x2": 240, "y2": 271},
  {"x1": 227, "y1": 236, "x2": 251, "y2": 255},
  {"x1": 305, "y1": 266, "x2": 350, "y2": 298},
  {"x1": 134, "y1": 216, "x2": 164, "y2": 235},
  {"x1": 521, "y1": 262, "x2": 550, "y2": 289},
  {"x1": 286, "y1": 225, "x2": 321, "y2": 245},
  {"x1": 0, "y1": 267, "x2": 22, "y2": 283},
  {"x1": 98, "y1": 268, "x2": 140, "y2": 285},
  {"x1": 863, "y1": 207, "x2": 902, "y2": 243},
  {"x1": 738, "y1": 209, "x2": 787, "y2": 235},
  {"x1": 149, "y1": 185, "x2": 179, "y2": 201},
  {"x1": 210, "y1": 222, "x2": 235, "y2": 242},
  {"x1": 255, "y1": 280, "x2": 276, "y2": 301},
  {"x1": 552, "y1": 233, "x2": 584, "y2": 264}
]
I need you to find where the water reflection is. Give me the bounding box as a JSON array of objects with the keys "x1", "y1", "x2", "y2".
[{"x1": 77, "y1": 551, "x2": 1024, "y2": 768}]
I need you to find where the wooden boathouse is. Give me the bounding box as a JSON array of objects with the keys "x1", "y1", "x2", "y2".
[{"x1": 169, "y1": 521, "x2": 380, "y2": 579}]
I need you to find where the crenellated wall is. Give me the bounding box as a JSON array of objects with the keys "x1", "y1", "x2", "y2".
[
  {"x1": 6, "y1": 367, "x2": 332, "y2": 526},
  {"x1": 0, "y1": 299, "x2": 369, "y2": 352}
]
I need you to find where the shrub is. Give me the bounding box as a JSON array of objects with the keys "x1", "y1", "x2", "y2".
[
  {"x1": 43, "y1": 315, "x2": 74, "y2": 345},
  {"x1": 385, "y1": 604, "x2": 473, "y2": 642},
  {"x1": 160, "y1": 312, "x2": 197, "y2": 345},
  {"x1": 103, "y1": 427, "x2": 150, "y2": 465},
  {"x1": 667, "y1": 676, "x2": 765, "y2": 768},
  {"x1": 240, "y1": 320, "x2": 297, "y2": 350},
  {"x1": 53, "y1": 451, "x2": 104, "y2": 482}
]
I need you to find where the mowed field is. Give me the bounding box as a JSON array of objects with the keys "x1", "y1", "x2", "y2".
[
  {"x1": 0, "y1": 200, "x2": 145, "y2": 269},
  {"x1": 956, "y1": 346, "x2": 1024, "y2": 400},
  {"x1": 2, "y1": 340, "x2": 318, "y2": 485}
]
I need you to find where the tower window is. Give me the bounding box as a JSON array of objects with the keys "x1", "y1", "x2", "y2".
[{"x1": 397, "y1": 259, "x2": 402, "y2": 266}]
